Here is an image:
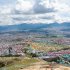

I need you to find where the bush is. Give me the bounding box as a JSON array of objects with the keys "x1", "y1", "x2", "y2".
[
  {"x1": 30, "y1": 53, "x2": 37, "y2": 57},
  {"x1": 0, "y1": 61, "x2": 5, "y2": 67}
]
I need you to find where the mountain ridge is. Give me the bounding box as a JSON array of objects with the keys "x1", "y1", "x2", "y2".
[{"x1": 0, "y1": 22, "x2": 70, "y2": 32}]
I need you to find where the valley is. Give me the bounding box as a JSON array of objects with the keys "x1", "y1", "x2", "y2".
[{"x1": 0, "y1": 23, "x2": 70, "y2": 70}]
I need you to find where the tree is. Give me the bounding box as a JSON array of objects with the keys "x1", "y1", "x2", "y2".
[{"x1": 8, "y1": 47, "x2": 12, "y2": 56}]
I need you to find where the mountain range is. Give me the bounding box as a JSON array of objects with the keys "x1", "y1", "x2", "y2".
[
  {"x1": 0, "y1": 22, "x2": 70, "y2": 32},
  {"x1": 0, "y1": 22, "x2": 70, "y2": 38}
]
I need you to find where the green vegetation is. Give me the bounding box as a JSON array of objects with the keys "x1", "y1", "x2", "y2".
[
  {"x1": 0, "y1": 57, "x2": 40, "y2": 70},
  {"x1": 30, "y1": 42, "x2": 70, "y2": 52},
  {"x1": 56, "y1": 54, "x2": 70, "y2": 65}
]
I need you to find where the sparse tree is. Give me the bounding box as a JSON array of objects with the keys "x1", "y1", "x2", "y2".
[{"x1": 8, "y1": 47, "x2": 12, "y2": 56}]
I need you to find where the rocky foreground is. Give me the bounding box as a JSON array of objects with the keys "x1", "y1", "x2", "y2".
[{"x1": 19, "y1": 61, "x2": 70, "y2": 70}]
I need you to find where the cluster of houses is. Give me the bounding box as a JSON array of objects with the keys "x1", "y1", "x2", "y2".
[
  {"x1": 0, "y1": 43, "x2": 25, "y2": 56},
  {"x1": 26, "y1": 47, "x2": 70, "y2": 62},
  {"x1": 33, "y1": 37, "x2": 70, "y2": 46}
]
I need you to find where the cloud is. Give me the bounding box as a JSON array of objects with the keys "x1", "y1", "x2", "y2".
[
  {"x1": 0, "y1": 5, "x2": 13, "y2": 15},
  {"x1": 53, "y1": 0, "x2": 70, "y2": 22},
  {"x1": 15, "y1": 0, "x2": 56, "y2": 14},
  {"x1": 0, "y1": 15, "x2": 14, "y2": 25},
  {"x1": 15, "y1": 0, "x2": 34, "y2": 14},
  {"x1": 0, "y1": 0, "x2": 70, "y2": 25},
  {"x1": 33, "y1": 0, "x2": 55, "y2": 14}
]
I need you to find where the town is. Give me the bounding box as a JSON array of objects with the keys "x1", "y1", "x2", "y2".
[{"x1": 0, "y1": 23, "x2": 70, "y2": 70}]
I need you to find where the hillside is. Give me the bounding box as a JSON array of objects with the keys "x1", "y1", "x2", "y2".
[
  {"x1": 0, "y1": 22, "x2": 70, "y2": 38},
  {"x1": 0, "y1": 22, "x2": 70, "y2": 32}
]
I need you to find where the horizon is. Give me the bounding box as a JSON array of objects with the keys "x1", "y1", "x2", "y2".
[{"x1": 0, "y1": 22, "x2": 70, "y2": 26}]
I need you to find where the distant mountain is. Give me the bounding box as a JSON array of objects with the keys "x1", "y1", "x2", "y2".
[
  {"x1": 0, "y1": 22, "x2": 70, "y2": 33},
  {"x1": 0, "y1": 23, "x2": 47, "y2": 32}
]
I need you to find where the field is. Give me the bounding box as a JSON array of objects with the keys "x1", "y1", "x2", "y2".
[{"x1": 30, "y1": 42, "x2": 70, "y2": 52}]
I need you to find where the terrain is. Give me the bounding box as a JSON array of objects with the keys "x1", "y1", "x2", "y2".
[{"x1": 0, "y1": 22, "x2": 70, "y2": 70}]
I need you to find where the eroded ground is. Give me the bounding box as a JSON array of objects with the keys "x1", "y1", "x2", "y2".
[{"x1": 19, "y1": 61, "x2": 70, "y2": 70}]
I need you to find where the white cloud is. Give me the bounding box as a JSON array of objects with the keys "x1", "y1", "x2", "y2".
[
  {"x1": 54, "y1": 0, "x2": 70, "y2": 12},
  {"x1": 53, "y1": 0, "x2": 70, "y2": 23},
  {"x1": 0, "y1": 0, "x2": 70, "y2": 25},
  {"x1": 15, "y1": 0, "x2": 34, "y2": 14},
  {"x1": 0, "y1": 5, "x2": 13, "y2": 15},
  {"x1": 0, "y1": 15, "x2": 14, "y2": 25},
  {"x1": 40, "y1": 0, "x2": 54, "y2": 8}
]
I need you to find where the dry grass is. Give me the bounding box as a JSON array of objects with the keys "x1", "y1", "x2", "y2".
[{"x1": 0, "y1": 57, "x2": 40, "y2": 70}]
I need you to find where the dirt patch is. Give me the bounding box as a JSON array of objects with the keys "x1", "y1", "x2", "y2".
[{"x1": 19, "y1": 62, "x2": 70, "y2": 70}]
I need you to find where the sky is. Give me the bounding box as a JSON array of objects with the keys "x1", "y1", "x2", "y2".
[{"x1": 0, "y1": 0, "x2": 70, "y2": 25}]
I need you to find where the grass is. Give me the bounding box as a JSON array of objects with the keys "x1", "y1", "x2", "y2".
[{"x1": 0, "y1": 57, "x2": 40, "y2": 70}]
